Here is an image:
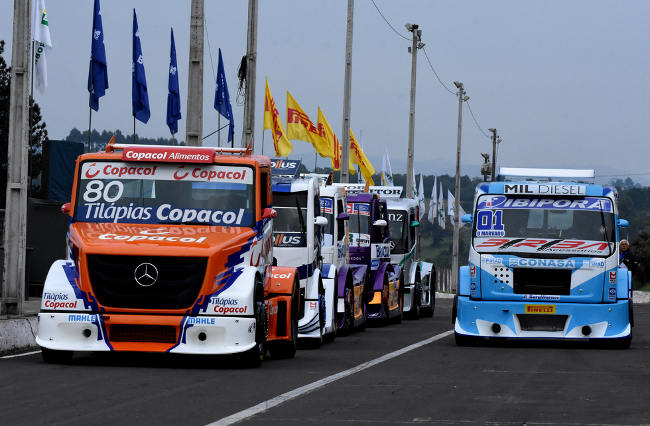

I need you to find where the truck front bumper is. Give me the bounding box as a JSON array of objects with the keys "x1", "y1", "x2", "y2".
[
  {"x1": 36, "y1": 312, "x2": 257, "y2": 354},
  {"x1": 455, "y1": 296, "x2": 631, "y2": 339}
]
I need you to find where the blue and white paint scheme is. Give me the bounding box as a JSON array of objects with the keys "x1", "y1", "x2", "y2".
[
  {"x1": 455, "y1": 168, "x2": 632, "y2": 346},
  {"x1": 271, "y1": 172, "x2": 335, "y2": 343}
]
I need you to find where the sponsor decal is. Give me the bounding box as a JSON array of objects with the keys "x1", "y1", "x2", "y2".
[
  {"x1": 388, "y1": 211, "x2": 404, "y2": 222},
  {"x1": 347, "y1": 202, "x2": 370, "y2": 216},
  {"x1": 44, "y1": 299, "x2": 78, "y2": 309},
  {"x1": 122, "y1": 146, "x2": 214, "y2": 163},
  {"x1": 523, "y1": 294, "x2": 561, "y2": 301},
  {"x1": 349, "y1": 232, "x2": 370, "y2": 247},
  {"x1": 320, "y1": 197, "x2": 333, "y2": 214},
  {"x1": 477, "y1": 196, "x2": 612, "y2": 212},
  {"x1": 609, "y1": 271, "x2": 617, "y2": 284},
  {"x1": 68, "y1": 314, "x2": 96, "y2": 322},
  {"x1": 270, "y1": 158, "x2": 301, "y2": 177},
  {"x1": 271, "y1": 272, "x2": 293, "y2": 280},
  {"x1": 337, "y1": 184, "x2": 402, "y2": 198},
  {"x1": 78, "y1": 203, "x2": 250, "y2": 226},
  {"x1": 187, "y1": 317, "x2": 216, "y2": 325},
  {"x1": 524, "y1": 304, "x2": 556, "y2": 314},
  {"x1": 43, "y1": 292, "x2": 70, "y2": 302},
  {"x1": 503, "y1": 184, "x2": 586, "y2": 196},
  {"x1": 608, "y1": 287, "x2": 617, "y2": 301},
  {"x1": 309, "y1": 301, "x2": 318, "y2": 309},
  {"x1": 81, "y1": 162, "x2": 253, "y2": 184},
  {"x1": 372, "y1": 243, "x2": 390, "y2": 259},
  {"x1": 213, "y1": 305, "x2": 248, "y2": 314},
  {"x1": 475, "y1": 238, "x2": 611, "y2": 255},
  {"x1": 274, "y1": 232, "x2": 305, "y2": 247},
  {"x1": 470, "y1": 265, "x2": 476, "y2": 278},
  {"x1": 98, "y1": 232, "x2": 207, "y2": 244}
]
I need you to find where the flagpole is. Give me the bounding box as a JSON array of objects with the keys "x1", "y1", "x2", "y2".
[
  {"x1": 88, "y1": 62, "x2": 93, "y2": 152},
  {"x1": 217, "y1": 113, "x2": 221, "y2": 147},
  {"x1": 261, "y1": 130, "x2": 264, "y2": 156},
  {"x1": 314, "y1": 153, "x2": 317, "y2": 172},
  {"x1": 133, "y1": 115, "x2": 136, "y2": 144}
]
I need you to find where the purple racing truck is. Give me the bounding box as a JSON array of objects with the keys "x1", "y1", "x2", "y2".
[{"x1": 345, "y1": 191, "x2": 404, "y2": 324}]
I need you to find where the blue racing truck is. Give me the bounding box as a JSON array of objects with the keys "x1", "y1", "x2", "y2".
[{"x1": 454, "y1": 168, "x2": 633, "y2": 347}]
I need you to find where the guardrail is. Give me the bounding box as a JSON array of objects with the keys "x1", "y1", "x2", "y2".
[{"x1": 435, "y1": 267, "x2": 456, "y2": 294}]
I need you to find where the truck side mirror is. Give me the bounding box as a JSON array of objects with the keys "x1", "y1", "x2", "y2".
[
  {"x1": 618, "y1": 218, "x2": 629, "y2": 228},
  {"x1": 336, "y1": 213, "x2": 349, "y2": 220},
  {"x1": 461, "y1": 214, "x2": 473, "y2": 224},
  {"x1": 373, "y1": 219, "x2": 387, "y2": 227},
  {"x1": 315, "y1": 216, "x2": 328, "y2": 227},
  {"x1": 410, "y1": 220, "x2": 420, "y2": 228},
  {"x1": 61, "y1": 202, "x2": 71, "y2": 214},
  {"x1": 262, "y1": 208, "x2": 277, "y2": 219}
]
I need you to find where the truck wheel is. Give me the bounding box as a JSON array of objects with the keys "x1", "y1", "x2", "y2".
[
  {"x1": 337, "y1": 276, "x2": 353, "y2": 336},
  {"x1": 405, "y1": 282, "x2": 422, "y2": 320},
  {"x1": 390, "y1": 272, "x2": 404, "y2": 324},
  {"x1": 241, "y1": 279, "x2": 268, "y2": 367},
  {"x1": 41, "y1": 347, "x2": 73, "y2": 364},
  {"x1": 420, "y1": 283, "x2": 434, "y2": 318}
]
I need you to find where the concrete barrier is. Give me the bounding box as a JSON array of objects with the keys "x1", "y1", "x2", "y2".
[{"x1": 0, "y1": 316, "x2": 37, "y2": 355}]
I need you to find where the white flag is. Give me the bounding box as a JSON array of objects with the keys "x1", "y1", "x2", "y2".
[
  {"x1": 438, "y1": 182, "x2": 445, "y2": 229},
  {"x1": 447, "y1": 190, "x2": 455, "y2": 217},
  {"x1": 381, "y1": 148, "x2": 394, "y2": 186},
  {"x1": 32, "y1": 0, "x2": 52, "y2": 94},
  {"x1": 427, "y1": 176, "x2": 437, "y2": 223},
  {"x1": 447, "y1": 190, "x2": 467, "y2": 228},
  {"x1": 418, "y1": 174, "x2": 426, "y2": 220}
]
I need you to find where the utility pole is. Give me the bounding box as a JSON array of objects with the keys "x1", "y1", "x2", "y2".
[
  {"x1": 241, "y1": 0, "x2": 258, "y2": 149},
  {"x1": 489, "y1": 128, "x2": 498, "y2": 181},
  {"x1": 452, "y1": 81, "x2": 468, "y2": 293},
  {"x1": 2, "y1": 0, "x2": 31, "y2": 315},
  {"x1": 340, "y1": 0, "x2": 354, "y2": 183},
  {"x1": 185, "y1": 0, "x2": 204, "y2": 146},
  {"x1": 405, "y1": 23, "x2": 422, "y2": 199}
]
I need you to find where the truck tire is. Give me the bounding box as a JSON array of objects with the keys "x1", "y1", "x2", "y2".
[{"x1": 420, "y1": 275, "x2": 435, "y2": 318}]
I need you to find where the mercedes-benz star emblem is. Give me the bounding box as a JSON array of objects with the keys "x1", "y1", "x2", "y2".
[{"x1": 134, "y1": 263, "x2": 159, "y2": 287}]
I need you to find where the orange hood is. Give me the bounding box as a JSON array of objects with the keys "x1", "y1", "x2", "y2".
[{"x1": 69, "y1": 222, "x2": 256, "y2": 258}]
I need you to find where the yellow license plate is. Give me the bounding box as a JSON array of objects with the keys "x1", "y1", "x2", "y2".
[{"x1": 525, "y1": 304, "x2": 556, "y2": 314}]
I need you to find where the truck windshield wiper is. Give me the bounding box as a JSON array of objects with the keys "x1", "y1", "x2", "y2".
[
  {"x1": 295, "y1": 198, "x2": 306, "y2": 238},
  {"x1": 598, "y1": 200, "x2": 612, "y2": 258}
]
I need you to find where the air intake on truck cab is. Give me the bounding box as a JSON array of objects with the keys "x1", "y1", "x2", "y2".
[
  {"x1": 513, "y1": 268, "x2": 571, "y2": 296},
  {"x1": 109, "y1": 324, "x2": 177, "y2": 343},
  {"x1": 87, "y1": 255, "x2": 207, "y2": 310},
  {"x1": 517, "y1": 314, "x2": 568, "y2": 332}
]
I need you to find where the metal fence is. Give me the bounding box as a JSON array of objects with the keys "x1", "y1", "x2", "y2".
[{"x1": 436, "y1": 267, "x2": 456, "y2": 294}]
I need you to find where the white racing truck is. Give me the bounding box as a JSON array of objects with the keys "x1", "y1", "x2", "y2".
[
  {"x1": 270, "y1": 160, "x2": 336, "y2": 346},
  {"x1": 386, "y1": 197, "x2": 436, "y2": 319}
]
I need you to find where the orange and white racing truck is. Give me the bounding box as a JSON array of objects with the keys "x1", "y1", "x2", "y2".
[{"x1": 36, "y1": 143, "x2": 300, "y2": 366}]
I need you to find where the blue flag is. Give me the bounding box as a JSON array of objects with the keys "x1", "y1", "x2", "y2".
[
  {"x1": 132, "y1": 9, "x2": 150, "y2": 124},
  {"x1": 87, "y1": 0, "x2": 108, "y2": 111},
  {"x1": 214, "y1": 48, "x2": 234, "y2": 143},
  {"x1": 166, "y1": 28, "x2": 181, "y2": 135}
]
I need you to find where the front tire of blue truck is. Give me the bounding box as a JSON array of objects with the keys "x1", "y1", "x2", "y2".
[{"x1": 41, "y1": 347, "x2": 73, "y2": 364}]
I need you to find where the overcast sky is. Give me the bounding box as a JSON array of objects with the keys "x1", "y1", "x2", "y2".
[{"x1": 1, "y1": 1, "x2": 648, "y2": 184}]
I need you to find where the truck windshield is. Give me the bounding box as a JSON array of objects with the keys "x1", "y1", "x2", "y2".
[
  {"x1": 388, "y1": 209, "x2": 408, "y2": 254},
  {"x1": 472, "y1": 195, "x2": 616, "y2": 257},
  {"x1": 272, "y1": 191, "x2": 308, "y2": 233},
  {"x1": 74, "y1": 161, "x2": 255, "y2": 226},
  {"x1": 347, "y1": 202, "x2": 370, "y2": 246}
]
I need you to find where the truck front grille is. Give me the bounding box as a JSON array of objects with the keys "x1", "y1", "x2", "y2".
[
  {"x1": 513, "y1": 268, "x2": 571, "y2": 295},
  {"x1": 87, "y1": 255, "x2": 207, "y2": 310},
  {"x1": 109, "y1": 324, "x2": 177, "y2": 343},
  {"x1": 517, "y1": 314, "x2": 568, "y2": 332}
]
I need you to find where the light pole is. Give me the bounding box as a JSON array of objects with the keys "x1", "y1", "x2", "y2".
[
  {"x1": 452, "y1": 81, "x2": 468, "y2": 293},
  {"x1": 405, "y1": 23, "x2": 423, "y2": 198},
  {"x1": 488, "y1": 128, "x2": 499, "y2": 181},
  {"x1": 340, "y1": 0, "x2": 354, "y2": 183}
]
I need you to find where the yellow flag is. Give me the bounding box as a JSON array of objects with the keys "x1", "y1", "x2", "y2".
[
  {"x1": 263, "y1": 79, "x2": 292, "y2": 157},
  {"x1": 286, "y1": 92, "x2": 329, "y2": 155},
  {"x1": 350, "y1": 129, "x2": 375, "y2": 186},
  {"x1": 316, "y1": 107, "x2": 341, "y2": 169}
]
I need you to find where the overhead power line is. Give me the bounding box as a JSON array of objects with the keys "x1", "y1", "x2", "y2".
[
  {"x1": 369, "y1": 0, "x2": 410, "y2": 41},
  {"x1": 422, "y1": 47, "x2": 455, "y2": 95},
  {"x1": 203, "y1": 17, "x2": 217, "y2": 81},
  {"x1": 465, "y1": 100, "x2": 491, "y2": 139}
]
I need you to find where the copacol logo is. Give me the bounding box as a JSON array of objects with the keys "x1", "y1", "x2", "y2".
[{"x1": 134, "y1": 263, "x2": 159, "y2": 287}]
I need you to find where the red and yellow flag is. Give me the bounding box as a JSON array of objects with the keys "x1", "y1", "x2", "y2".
[
  {"x1": 350, "y1": 129, "x2": 375, "y2": 185},
  {"x1": 316, "y1": 107, "x2": 341, "y2": 169},
  {"x1": 263, "y1": 79, "x2": 292, "y2": 157},
  {"x1": 286, "y1": 92, "x2": 328, "y2": 155}
]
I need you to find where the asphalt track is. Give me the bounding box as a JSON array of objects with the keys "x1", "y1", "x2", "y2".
[{"x1": 2, "y1": 299, "x2": 650, "y2": 425}]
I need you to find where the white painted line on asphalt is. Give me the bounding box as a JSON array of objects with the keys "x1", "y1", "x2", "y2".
[
  {"x1": 1, "y1": 350, "x2": 40, "y2": 359},
  {"x1": 208, "y1": 329, "x2": 454, "y2": 426}
]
